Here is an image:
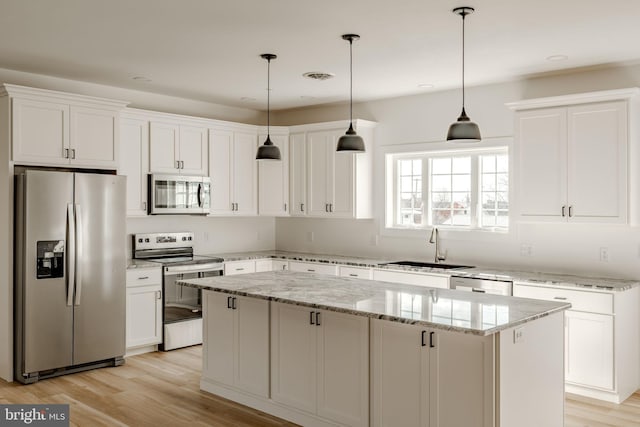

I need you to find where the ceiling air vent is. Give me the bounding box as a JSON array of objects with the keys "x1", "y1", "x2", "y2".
[{"x1": 303, "y1": 72, "x2": 335, "y2": 81}]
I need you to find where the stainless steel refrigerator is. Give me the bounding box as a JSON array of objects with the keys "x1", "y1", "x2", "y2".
[{"x1": 14, "y1": 169, "x2": 126, "y2": 384}]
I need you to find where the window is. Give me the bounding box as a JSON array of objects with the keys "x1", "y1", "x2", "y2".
[{"x1": 387, "y1": 148, "x2": 509, "y2": 231}]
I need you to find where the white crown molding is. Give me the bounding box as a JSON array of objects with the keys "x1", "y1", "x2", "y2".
[
  {"x1": 1, "y1": 83, "x2": 129, "y2": 110},
  {"x1": 506, "y1": 87, "x2": 640, "y2": 110}
]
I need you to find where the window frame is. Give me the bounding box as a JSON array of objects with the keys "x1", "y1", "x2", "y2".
[{"x1": 385, "y1": 145, "x2": 510, "y2": 233}]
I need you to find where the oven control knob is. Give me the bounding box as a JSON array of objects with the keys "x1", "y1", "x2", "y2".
[
  {"x1": 182, "y1": 237, "x2": 186, "y2": 241},
  {"x1": 138, "y1": 238, "x2": 142, "y2": 243},
  {"x1": 145, "y1": 238, "x2": 150, "y2": 243},
  {"x1": 188, "y1": 236, "x2": 192, "y2": 241}
]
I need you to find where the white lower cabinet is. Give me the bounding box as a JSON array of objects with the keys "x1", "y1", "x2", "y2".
[
  {"x1": 125, "y1": 267, "x2": 162, "y2": 350},
  {"x1": 224, "y1": 260, "x2": 257, "y2": 276},
  {"x1": 255, "y1": 259, "x2": 289, "y2": 272},
  {"x1": 372, "y1": 268, "x2": 449, "y2": 289},
  {"x1": 289, "y1": 261, "x2": 338, "y2": 276},
  {"x1": 202, "y1": 292, "x2": 269, "y2": 397},
  {"x1": 339, "y1": 266, "x2": 372, "y2": 280},
  {"x1": 271, "y1": 302, "x2": 369, "y2": 427},
  {"x1": 513, "y1": 282, "x2": 638, "y2": 403}
]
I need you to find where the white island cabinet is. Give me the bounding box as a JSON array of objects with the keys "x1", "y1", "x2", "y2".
[{"x1": 185, "y1": 271, "x2": 569, "y2": 427}]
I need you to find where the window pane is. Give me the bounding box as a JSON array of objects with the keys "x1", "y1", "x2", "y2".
[
  {"x1": 396, "y1": 157, "x2": 423, "y2": 227},
  {"x1": 497, "y1": 173, "x2": 508, "y2": 192},
  {"x1": 482, "y1": 212, "x2": 497, "y2": 226},
  {"x1": 413, "y1": 159, "x2": 422, "y2": 173},
  {"x1": 482, "y1": 155, "x2": 496, "y2": 173},
  {"x1": 497, "y1": 211, "x2": 509, "y2": 227},
  {"x1": 452, "y1": 192, "x2": 470, "y2": 209},
  {"x1": 400, "y1": 159, "x2": 413, "y2": 176},
  {"x1": 452, "y1": 174, "x2": 470, "y2": 192},
  {"x1": 432, "y1": 209, "x2": 451, "y2": 225},
  {"x1": 496, "y1": 155, "x2": 508, "y2": 173},
  {"x1": 497, "y1": 191, "x2": 509, "y2": 205},
  {"x1": 432, "y1": 158, "x2": 451, "y2": 174},
  {"x1": 451, "y1": 210, "x2": 470, "y2": 225},
  {"x1": 432, "y1": 175, "x2": 451, "y2": 192},
  {"x1": 452, "y1": 157, "x2": 470, "y2": 173},
  {"x1": 482, "y1": 174, "x2": 496, "y2": 191}
]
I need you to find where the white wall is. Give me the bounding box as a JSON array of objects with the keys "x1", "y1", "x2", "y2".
[
  {"x1": 127, "y1": 216, "x2": 276, "y2": 255},
  {"x1": 274, "y1": 63, "x2": 640, "y2": 279}
]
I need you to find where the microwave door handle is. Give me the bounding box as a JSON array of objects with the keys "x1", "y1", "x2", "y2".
[
  {"x1": 74, "y1": 204, "x2": 83, "y2": 306},
  {"x1": 67, "y1": 204, "x2": 75, "y2": 307},
  {"x1": 197, "y1": 182, "x2": 203, "y2": 207}
]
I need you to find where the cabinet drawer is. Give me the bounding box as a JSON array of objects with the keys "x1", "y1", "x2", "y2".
[
  {"x1": 126, "y1": 267, "x2": 162, "y2": 287},
  {"x1": 513, "y1": 283, "x2": 613, "y2": 314},
  {"x1": 289, "y1": 261, "x2": 338, "y2": 276},
  {"x1": 224, "y1": 260, "x2": 256, "y2": 276},
  {"x1": 339, "y1": 266, "x2": 372, "y2": 280},
  {"x1": 372, "y1": 269, "x2": 449, "y2": 289}
]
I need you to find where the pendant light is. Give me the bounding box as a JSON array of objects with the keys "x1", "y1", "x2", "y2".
[
  {"x1": 336, "y1": 34, "x2": 365, "y2": 153},
  {"x1": 256, "y1": 53, "x2": 281, "y2": 160},
  {"x1": 447, "y1": 7, "x2": 481, "y2": 142}
]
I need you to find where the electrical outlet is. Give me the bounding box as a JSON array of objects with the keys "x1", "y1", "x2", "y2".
[
  {"x1": 514, "y1": 327, "x2": 524, "y2": 344},
  {"x1": 600, "y1": 247, "x2": 609, "y2": 262},
  {"x1": 520, "y1": 244, "x2": 532, "y2": 256},
  {"x1": 307, "y1": 231, "x2": 314, "y2": 242}
]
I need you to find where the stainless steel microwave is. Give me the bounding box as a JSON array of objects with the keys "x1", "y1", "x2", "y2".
[{"x1": 148, "y1": 174, "x2": 211, "y2": 215}]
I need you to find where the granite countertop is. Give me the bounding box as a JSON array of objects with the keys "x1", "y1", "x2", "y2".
[
  {"x1": 178, "y1": 271, "x2": 570, "y2": 336},
  {"x1": 205, "y1": 250, "x2": 639, "y2": 292},
  {"x1": 127, "y1": 259, "x2": 161, "y2": 269}
]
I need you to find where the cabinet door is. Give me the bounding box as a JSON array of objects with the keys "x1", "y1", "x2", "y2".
[
  {"x1": 149, "y1": 121, "x2": 180, "y2": 173},
  {"x1": 234, "y1": 296, "x2": 270, "y2": 397},
  {"x1": 270, "y1": 302, "x2": 317, "y2": 413},
  {"x1": 258, "y1": 133, "x2": 289, "y2": 216},
  {"x1": 565, "y1": 310, "x2": 614, "y2": 390},
  {"x1": 233, "y1": 131, "x2": 258, "y2": 215},
  {"x1": 307, "y1": 131, "x2": 331, "y2": 216},
  {"x1": 316, "y1": 310, "x2": 369, "y2": 427},
  {"x1": 12, "y1": 98, "x2": 69, "y2": 165},
  {"x1": 516, "y1": 108, "x2": 567, "y2": 220},
  {"x1": 331, "y1": 132, "x2": 356, "y2": 217},
  {"x1": 202, "y1": 291, "x2": 235, "y2": 385},
  {"x1": 371, "y1": 319, "x2": 429, "y2": 427},
  {"x1": 126, "y1": 285, "x2": 162, "y2": 349},
  {"x1": 567, "y1": 101, "x2": 627, "y2": 222},
  {"x1": 120, "y1": 118, "x2": 149, "y2": 216},
  {"x1": 209, "y1": 129, "x2": 233, "y2": 214},
  {"x1": 70, "y1": 106, "x2": 118, "y2": 168},
  {"x1": 179, "y1": 125, "x2": 208, "y2": 175},
  {"x1": 289, "y1": 132, "x2": 307, "y2": 216},
  {"x1": 272, "y1": 260, "x2": 289, "y2": 271}
]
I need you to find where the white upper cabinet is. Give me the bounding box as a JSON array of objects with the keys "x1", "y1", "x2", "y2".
[
  {"x1": 509, "y1": 89, "x2": 638, "y2": 224},
  {"x1": 289, "y1": 132, "x2": 307, "y2": 216},
  {"x1": 5, "y1": 84, "x2": 127, "y2": 169},
  {"x1": 258, "y1": 128, "x2": 289, "y2": 216},
  {"x1": 290, "y1": 120, "x2": 375, "y2": 219},
  {"x1": 209, "y1": 126, "x2": 258, "y2": 216},
  {"x1": 149, "y1": 120, "x2": 208, "y2": 175},
  {"x1": 120, "y1": 114, "x2": 150, "y2": 216}
]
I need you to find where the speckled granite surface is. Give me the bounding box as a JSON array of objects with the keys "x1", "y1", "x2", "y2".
[
  {"x1": 179, "y1": 271, "x2": 570, "y2": 336},
  {"x1": 205, "y1": 250, "x2": 639, "y2": 291},
  {"x1": 127, "y1": 259, "x2": 161, "y2": 269}
]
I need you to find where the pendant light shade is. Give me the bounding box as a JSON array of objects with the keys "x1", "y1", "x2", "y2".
[
  {"x1": 336, "y1": 34, "x2": 365, "y2": 153},
  {"x1": 256, "y1": 53, "x2": 281, "y2": 160},
  {"x1": 447, "y1": 7, "x2": 481, "y2": 143}
]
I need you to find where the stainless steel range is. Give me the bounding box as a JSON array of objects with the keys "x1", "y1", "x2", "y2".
[{"x1": 132, "y1": 232, "x2": 223, "y2": 350}]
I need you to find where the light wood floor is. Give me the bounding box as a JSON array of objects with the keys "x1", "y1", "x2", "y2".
[{"x1": 1, "y1": 346, "x2": 639, "y2": 426}]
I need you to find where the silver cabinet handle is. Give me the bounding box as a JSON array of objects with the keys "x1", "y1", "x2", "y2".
[
  {"x1": 236, "y1": 268, "x2": 245, "y2": 271},
  {"x1": 562, "y1": 206, "x2": 566, "y2": 217},
  {"x1": 349, "y1": 273, "x2": 358, "y2": 277},
  {"x1": 301, "y1": 203, "x2": 304, "y2": 212},
  {"x1": 568, "y1": 205, "x2": 574, "y2": 217},
  {"x1": 307, "y1": 269, "x2": 315, "y2": 272},
  {"x1": 315, "y1": 312, "x2": 321, "y2": 326},
  {"x1": 554, "y1": 296, "x2": 568, "y2": 300},
  {"x1": 176, "y1": 160, "x2": 180, "y2": 169},
  {"x1": 138, "y1": 276, "x2": 149, "y2": 280},
  {"x1": 142, "y1": 201, "x2": 147, "y2": 211},
  {"x1": 156, "y1": 291, "x2": 162, "y2": 300},
  {"x1": 284, "y1": 203, "x2": 287, "y2": 211},
  {"x1": 70, "y1": 149, "x2": 76, "y2": 159},
  {"x1": 63, "y1": 148, "x2": 69, "y2": 159}
]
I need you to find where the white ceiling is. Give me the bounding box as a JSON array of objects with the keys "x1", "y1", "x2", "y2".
[{"x1": 1, "y1": 0, "x2": 640, "y2": 110}]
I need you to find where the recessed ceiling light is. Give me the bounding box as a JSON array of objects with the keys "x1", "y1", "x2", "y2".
[
  {"x1": 240, "y1": 97, "x2": 257, "y2": 102},
  {"x1": 546, "y1": 55, "x2": 568, "y2": 62},
  {"x1": 418, "y1": 83, "x2": 434, "y2": 89},
  {"x1": 303, "y1": 72, "x2": 335, "y2": 81},
  {"x1": 132, "y1": 76, "x2": 152, "y2": 82}
]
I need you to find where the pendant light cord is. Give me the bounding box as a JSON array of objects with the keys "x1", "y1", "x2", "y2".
[
  {"x1": 267, "y1": 57, "x2": 271, "y2": 136},
  {"x1": 349, "y1": 37, "x2": 353, "y2": 124},
  {"x1": 461, "y1": 11, "x2": 466, "y2": 110}
]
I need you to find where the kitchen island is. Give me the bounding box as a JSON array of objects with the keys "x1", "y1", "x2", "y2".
[{"x1": 179, "y1": 271, "x2": 570, "y2": 427}]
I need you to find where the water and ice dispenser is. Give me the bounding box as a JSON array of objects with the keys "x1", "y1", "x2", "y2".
[{"x1": 36, "y1": 240, "x2": 64, "y2": 279}]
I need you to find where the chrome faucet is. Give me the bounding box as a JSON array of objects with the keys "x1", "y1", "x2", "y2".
[{"x1": 428, "y1": 227, "x2": 447, "y2": 263}]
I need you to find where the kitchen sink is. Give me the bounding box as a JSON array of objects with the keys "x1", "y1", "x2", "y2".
[{"x1": 381, "y1": 260, "x2": 473, "y2": 270}]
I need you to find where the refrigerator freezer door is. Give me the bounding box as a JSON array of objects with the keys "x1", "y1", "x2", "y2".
[
  {"x1": 72, "y1": 173, "x2": 126, "y2": 365},
  {"x1": 17, "y1": 170, "x2": 74, "y2": 375}
]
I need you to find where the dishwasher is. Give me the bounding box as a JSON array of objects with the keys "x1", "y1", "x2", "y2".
[{"x1": 450, "y1": 276, "x2": 513, "y2": 296}]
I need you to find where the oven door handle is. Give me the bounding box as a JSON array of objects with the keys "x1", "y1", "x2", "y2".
[{"x1": 164, "y1": 264, "x2": 224, "y2": 275}]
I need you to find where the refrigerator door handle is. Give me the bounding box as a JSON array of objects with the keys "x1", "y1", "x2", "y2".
[
  {"x1": 74, "y1": 204, "x2": 83, "y2": 306},
  {"x1": 67, "y1": 204, "x2": 75, "y2": 307}
]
